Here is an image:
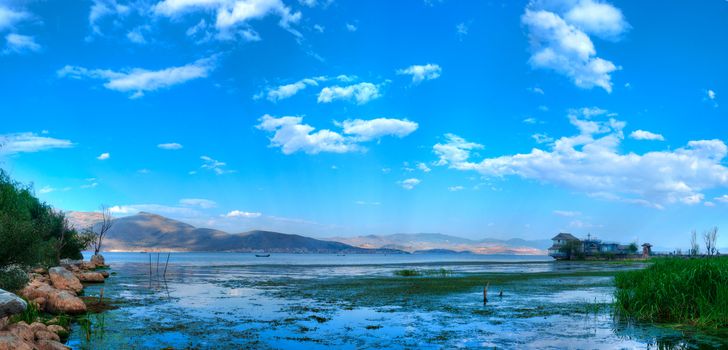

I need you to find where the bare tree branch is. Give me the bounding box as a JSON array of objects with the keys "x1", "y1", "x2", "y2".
[{"x1": 93, "y1": 205, "x2": 114, "y2": 255}]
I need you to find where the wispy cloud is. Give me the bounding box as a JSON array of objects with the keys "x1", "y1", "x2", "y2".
[
  {"x1": 225, "y1": 210, "x2": 262, "y2": 218},
  {"x1": 57, "y1": 56, "x2": 216, "y2": 98},
  {"x1": 0, "y1": 132, "x2": 73, "y2": 155},
  {"x1": 158, "y1": 142, "x2": 183, "y2": 150},
  {"x1": 4, "y1": 33, "x2": 40, "y2": 54},
  {"x1": 200, "y1": 155, "x2": 233, "y2": 175},
  {"x1": 179, "y1": 198, "x2": 217, "y2": 208},
  {"x1": 97, "y1": 152, "x2": 110, "y2": 160},
  {"x1": 317, "y1": 82, "x2": 382, "y2": 104},
  {"x1": 398, "y1": 178, "x2": 421, "y2": 190}
]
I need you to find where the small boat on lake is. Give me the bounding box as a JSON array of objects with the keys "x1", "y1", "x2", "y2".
[{"x1": 255, "y1": 254, "x2": 270, "y2": 257}]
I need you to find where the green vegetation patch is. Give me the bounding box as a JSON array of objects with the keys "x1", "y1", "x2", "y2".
[{"x1": 614, "y1": 257, "x2": 728, "y2": 329}]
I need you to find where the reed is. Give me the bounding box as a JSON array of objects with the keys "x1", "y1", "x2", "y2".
[{"x1": 614, "y1": 257, "x2": 728, "y2": 328}]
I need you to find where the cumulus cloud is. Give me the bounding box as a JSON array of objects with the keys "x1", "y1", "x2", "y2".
[
  {"x1": 345, "y1": 23, "x2": 357, "y2": 32},
  {"x1": 158, "y1": 142, "x2": 183, "y2": 150},
  {"x1": 0, "y1": 5, "x2": 29, "y2": 31},
  {"x1": 153, "y1": 0, "x2": 301, "y2": 40},
  {"x1": 522, "y1": 0, "x2": 628, "y2": 92},
  {"x1": 97, "y1": 152, "x2": 110, "y2": 160},
  {"x1": 448, "y1": 185, "x2": 464, "y2": 192},
  {"x1": 225, "y1": 210, "x2": 262, "y2": 218},
  {"x1": 630, "y1": 130, "x2": 664, "y2": 141},
  {"x1": 179, "y1": 198, "x2": 217, "y2": 208},
  {"x1": 57, "y1": 56, "x2": 216, "y2": 98},
  {"x1": 398, "y1": 178, "x2": 421, "y2": 190},
  {"x1": 397, "y1": 64, "x2": 442, "y2": 84},
  {"x1": 434, "y1": 108, "x2": 728, "y2": 208},
  {"x1": 417, "y1": 162, "x2": 432, "y2": 173},
  {"x1": 0, "y1": 133, "x2": 73, "y2": 154},
  {"x1": 88, "y1": 0, "x2": 130, "y2": 37},
  {"x1": 317, "y1": 82, "x2": 381, "y2": 104},
  {"x1": 256, "y1": 115, "x2": 417, "y2": 155}
]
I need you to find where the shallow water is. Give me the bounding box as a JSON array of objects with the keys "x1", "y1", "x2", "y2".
[{"x1": 67, "y1": 253, "x2": 728, "y2": 349}]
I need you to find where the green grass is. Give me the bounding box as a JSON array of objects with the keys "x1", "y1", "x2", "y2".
[
  {"x1": 393, "y1": 268, "x2": 452, "y2": 277},
  {"x1": 9, "y1": 297, "x2": 40, "y2": 324},
  {"x1": 614, "y1": 257, "x2": 728, "y2": 329}
]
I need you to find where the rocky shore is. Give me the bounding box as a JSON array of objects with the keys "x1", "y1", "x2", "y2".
[{"x1": 0, "y1": 255, "x2": 110, "y2": 350}]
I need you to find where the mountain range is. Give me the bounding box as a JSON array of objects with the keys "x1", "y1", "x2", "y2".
[{"x1": 65, "y1": 211, "x2": 548, "y2": 255}]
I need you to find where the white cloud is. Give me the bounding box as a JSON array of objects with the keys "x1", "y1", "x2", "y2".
[
  {"x1": 0, "y1": 5, "x2": 29, "y2": 31},
  {"x1": 417, "y1": 162, "x2": 431, "y2": 173},
  {"x1": 257, "y1": 77, "x2": 322, "y2": 102},
  {"x1": 707, "y1": 89, "x2": 716, "y2": 100},
  {"x1": 108, "y1": 204, "x2": 202, "y2": 217},
  {"x1": 0, "y1": 133, "x2": 73, "y2": 154},
  {"x1": 317, "y1": 82, "x2": 381, "y2": 104},
  {"x1": 435, "y1": 108, "x2": 728, "y2": 208},
  {"x1": 97, "y1": 152, "x2": 110, "y2": 160},
  {"x1": 715, "y1": 195, "x2": 728, "y2": 203},
  {"x1": 448, "y1": 185, "x2": 464, "y2": 192},
  {"x1": 553, "y1": 210, "x2": 581, "y2": 217},
  {"x1": 225, "y1": 210, "x2": 262, "y2": 218},
  {"x1": 630, "y1": 130, "x2": 664, "y2": 141},
  {"x1": 257, "y1": 115, "x2": 417, "y2": 155},
  {"x1": 340, "y1": 118, "x2": 418, "y2": 141},
  {"x1": 38, "y1": 186, "x2": 71, "y2": 194},
  {"x1": 433, "y1": 133, "x2": 483, "y2": 166},
  {"x1": 532, "y1": 133, "x2": 554, "y2": 144},
  {"x1": 529, "y1": 87, "x2": 545, "y2": 94},
  {"x1": 179, "y1": 198, "x2": 217, "y2": 208},
  {"x1": 153, "y1": 0, "x2": 301, "y2": 40},
  {"x1": 398, "y1": 178, "x2": 421, "y2": 190},
  {"x1": 200, "y1": 155, "x2": 233, "y2": 174},
  {"x1": 126, "y1": 26, "x2": 148, "y2": 44},
  {"x1": 345, "y1": 23, "x2": 357, "y2": 32},
  {"x1": 522, "y1": 0, "x2": 628, "y2": 92},
  {"x1": 397, "y1": 64, "x2": 442, "y2": 84},
  {"x1": 88, "y1": 0, "x2": 130, "y2": 36},
  {"x1": 523, "y1": 117, "x2": 539, "y2": 124},
  {"x1": 57, "y1": 56, "x2": 216, "y2": 98},
  {"x1": 456, "y1": 22, "x2": 468, "y2": 39},
  {"x1": 158, "y1": 142, "x2": 183, "y2": 150},
  {"x1": 4, "y1": 33, "x2": 40, "y2": 53}
]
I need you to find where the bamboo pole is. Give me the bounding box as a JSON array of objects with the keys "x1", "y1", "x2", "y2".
[{"x1": 163, "y1": 251, "x2": 171, "y2": 279}]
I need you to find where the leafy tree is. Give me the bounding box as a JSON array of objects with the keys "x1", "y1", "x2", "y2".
[{"x1": 559, "y1": 240, "x2": 583, "y2": 260}]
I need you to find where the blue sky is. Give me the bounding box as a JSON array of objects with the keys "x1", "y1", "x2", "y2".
[{"x1": 1, "y1": 0, "x2": 727, "y2": 248}]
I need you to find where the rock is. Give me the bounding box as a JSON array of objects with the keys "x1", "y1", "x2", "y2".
[
  {"x1": 58, "y1": 259, "x2": 82, "y2": 267},
  {"x1": 99, "y1": 271, "x2": 110, "y2": 278},
  {"x1": 80, "y1": 262, "x2": 96, "y2": 271},
  {"x1": 31, "y1": 267, "x2": 46, "y2": 274},
  {"x1": 76, "y1": 272, "x2": 104, "y2": 283},
  {"x1": 29, "y1": 322, "x2": 47, "y2": 334},
  {"x1": 0, "y1": 317, "x2": 7, "y2": 331},
  {"x1": 90, "y1": 254, "x2": 105, "y2": 267},
  {"x1": 0, "y1": 331, "x2": 35, "y2": 350},
  {"x1": 37, "y1": 339, "x2": 70, "y2": 350},
  {"x1": 31, "y1": 297, "x2": 46, "y2": 310},
  {"x1": 48, "y1": 267, "x2": 82, "y2": 293},
  {"x1": 20, "y1": 282, "x2": 56, "y2": 301},
  {"x1": 45, "y1": 325, "x2": 65, "y2": 336},
  {"x1": 34, "y1": 330, "x2": 59, "y2": 342},
  {"x1": 6, "y1": 322, "x2": 33, "y2": 342},
  {"x1": 0, "y1": 289, "x2": 27, "y2": 318},
  {"x1": 45, "y1": 290, "x2": 86, "y2": 315}
]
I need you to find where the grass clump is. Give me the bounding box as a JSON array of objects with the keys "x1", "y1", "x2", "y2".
[
  {"x1": 393, "y1": 268, "x2": 452, "y2": 277},
  {"x1": 614, "y1": 257, "x2": 728, "y2": 328},
  {"x1": 394, "y1": 269, "x2": 421, "y2": 277}
]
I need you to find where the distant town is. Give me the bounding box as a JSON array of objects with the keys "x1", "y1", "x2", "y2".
[{"x1": 548, "y1": 233, "x2": 651, "y2": 260}]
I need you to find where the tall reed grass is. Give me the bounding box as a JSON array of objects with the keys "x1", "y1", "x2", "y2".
[{"x1": 614, "y1": 257, "x2": 728, "y2": 328}]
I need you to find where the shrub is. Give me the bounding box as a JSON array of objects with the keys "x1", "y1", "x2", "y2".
[
  {"x1": 0, "y1": 266, "x2": 29, "y2": 292},
  {"x1": 614, "y1": 257, "x2": 728, "y2": 328}
]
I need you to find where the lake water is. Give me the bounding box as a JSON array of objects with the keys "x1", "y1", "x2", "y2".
[{"x1": 66, "y1": 252, "x2": 727, "y2": 349}]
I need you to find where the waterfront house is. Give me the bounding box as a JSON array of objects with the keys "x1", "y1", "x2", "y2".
[{"x1": 548, "y1": 233, "x2": 643, "y2": 260}]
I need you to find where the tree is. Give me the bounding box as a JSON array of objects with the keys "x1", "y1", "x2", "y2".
[
  {"x1": 627, "y1": 242, "x2": 638, "y2": 254},
  {"x1": 559, "y1": 240, "x2": 583, "y2": 260},
  {"x1": 91, "y1": 205, "x2": 114, "y2": 255},
  {"x1": 703, "y1": 226, "x2": 719, "y2": 256},
  {"x1": 690, "y1": 230, "x2": 700, "y2": 256}
]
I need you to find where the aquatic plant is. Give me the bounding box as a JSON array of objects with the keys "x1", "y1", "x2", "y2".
[
  {"x1": 393, "y1": 268, "x2": 452, "y2": 277},
  {"x1": 614, "y1": 257, "x2": 728, "y2": 328},
  {"x1": 394, "y1": 269, "x2": 421, "y2": 276}
]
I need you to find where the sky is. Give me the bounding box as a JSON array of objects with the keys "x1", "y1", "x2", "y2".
[{"x1": 1, "y1": 0, "x2": 727, "y2": 249}]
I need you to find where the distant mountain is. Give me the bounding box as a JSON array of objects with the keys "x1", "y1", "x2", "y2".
[
  {"x1": 328, "y1": 233, "x2": 550, "y2": 255},
  {"x1": 73, "y1": 212, "x2": 403, "y2": 254},
  {"x1": 65, "y1": 211, "x2": 104, "y2": 230}
]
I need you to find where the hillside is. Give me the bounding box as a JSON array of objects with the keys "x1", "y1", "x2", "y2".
[{"x1": 328, "y1": 233, "x2": 550, "y2": 255}]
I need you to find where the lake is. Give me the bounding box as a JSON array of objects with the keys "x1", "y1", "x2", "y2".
[{"x1": 67, "y1": 252, "x2": 727, "y2": 349}]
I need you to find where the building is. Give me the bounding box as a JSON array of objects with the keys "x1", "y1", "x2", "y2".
[{"x1": 548, "y1": 233, "x2": 644, "y2": 260}]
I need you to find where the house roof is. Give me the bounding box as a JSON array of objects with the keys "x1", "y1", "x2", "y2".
[{"x1": 551, "y1": 233, "x2": 579, "y2": 241}]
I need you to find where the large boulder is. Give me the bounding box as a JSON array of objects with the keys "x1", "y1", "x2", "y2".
[
  {"x1": 0, "y1": 289, "x2": 27, "y2": 318},
  {"x1": 0, "y1": 331, "x2": 34, "y2": 350},
  {"x1": 76, "y1": 272, "x2": 104, "y2": 283},
  {"x1": 20, "y1": 281, "x2": 55, "y2": 301},
  {"x1": 37, "y1": 339, "x2": 70, "y2": 350},
  {"x1": 45, "y1": 290, "x2": 86, "y2": 315},
  {"x1": 90, "y1": 254, "x2": 105, "y2": 267},
  {"x1": 48, "y1": 267, "x2": 82, "y2": 293},
  {"x1": 5, "y1": 322, "x2": 33, "y2": 342}
]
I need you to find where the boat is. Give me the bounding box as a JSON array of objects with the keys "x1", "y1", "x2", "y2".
[{"x1": 255, "y1": 254, "x2": 270, "y2": 257}]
